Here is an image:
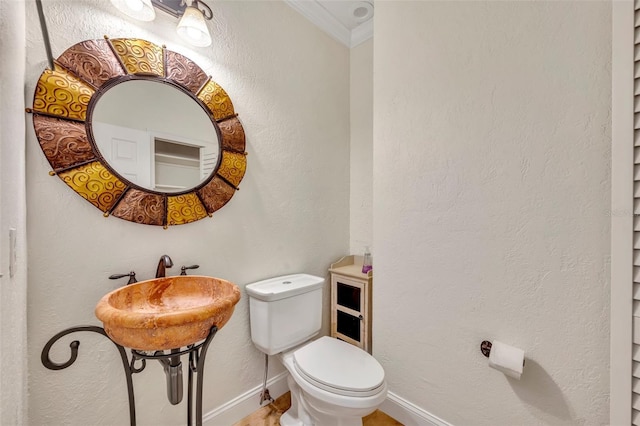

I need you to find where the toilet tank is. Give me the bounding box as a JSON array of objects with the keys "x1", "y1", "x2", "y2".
[{"x1": 246, "y1": 274, "x2": 324, "y2": 355}]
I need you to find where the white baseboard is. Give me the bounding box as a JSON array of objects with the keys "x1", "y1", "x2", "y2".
[
  {"x1": 380, "y1": 392, "x2": 452, "y2": 426},
  {"x1": 203, "y1": 376, "x2": 451, "y2": 426},
  {"x1": 203, "y1": 372, "x2": 289, "y2": 426}
]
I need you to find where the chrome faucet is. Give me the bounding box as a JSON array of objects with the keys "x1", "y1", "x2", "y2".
[{"x1": 155, "y1": 255, "x2": 173, "y2": 278}]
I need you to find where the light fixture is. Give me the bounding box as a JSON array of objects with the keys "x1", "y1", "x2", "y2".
[
  {"x1": 111, "y1": 0, "x2": 214, "y2": 48},
  {"x1": 176, "y1": 0, "x2": 213, "y2": 47},
  {"x1": 110, "y1": 0, "x2": 156, "y2": 21}
]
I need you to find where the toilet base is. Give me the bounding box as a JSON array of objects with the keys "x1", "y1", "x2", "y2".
[
  {"x1": 279, "y1": 411, "x2": 304, "y2": 426},
  {"x1": 281, "y1": 409, "x2": 363, "y2": 426},
  {"x1": 273, "y1": 341, "x2": 386, "y2": 426},
  {"x1": 280, "y1": 374, "x2": 321, "y2": 426},
  {"x1": 280, "y1": 364, "x2": 372, "y2": 426}
]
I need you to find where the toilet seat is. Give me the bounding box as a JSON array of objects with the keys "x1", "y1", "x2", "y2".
[{"x1": 293, "y1": 336, "x2": 385, "y2": 397}]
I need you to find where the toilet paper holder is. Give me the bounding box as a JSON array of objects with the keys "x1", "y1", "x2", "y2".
[
  {"x1": 480, "y1": 340, "x2": 525, "y2": 366},
  {"x1": 480, "y1": 340, "x2": 493, "y2": 357}
]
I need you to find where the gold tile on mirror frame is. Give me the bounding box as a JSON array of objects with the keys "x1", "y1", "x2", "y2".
[
  {"x1": 33, "y1": 65, "x2": 95, "y2": 121},
  {"x1": 217, "y1": 151, "x2": 247, "y2": 188},
  {"x1": 110, "y1": 38, "x2": 164, "y2": 76},
  {"x1": 167, "y1": 193, "x2": 208, "y2": 226},
  {"x1": 198, "y1": 80, "x2": 235, "y2": 121},
  {"x1": 57, "y1": 162, "x2": 126, "y2": 212}
]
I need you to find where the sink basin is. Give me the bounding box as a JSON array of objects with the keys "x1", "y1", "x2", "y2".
[{"x1": 95, "y1": 275, "x2": 241, "y2": 350}]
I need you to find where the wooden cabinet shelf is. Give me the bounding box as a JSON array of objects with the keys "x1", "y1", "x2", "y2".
[{"x1": 329, "y1": 255, "x2": 372, "y2": 353}]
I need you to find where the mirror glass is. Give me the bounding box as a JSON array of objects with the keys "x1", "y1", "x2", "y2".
[{"x1": 92, "y1": 80, "x2": 220, "y2": 193}]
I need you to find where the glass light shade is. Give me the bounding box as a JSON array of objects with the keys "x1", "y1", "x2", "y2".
[
  {"x1": 177, "y1": 6, "x2": 212, "y2": 47},
  {"x1": 110, "y1": 0, "x2": 155, "y2": 21}
]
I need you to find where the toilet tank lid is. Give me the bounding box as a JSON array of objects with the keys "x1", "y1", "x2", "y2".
[{"x1": 245, "y1": 274, "x2": 324, "y2": 301}]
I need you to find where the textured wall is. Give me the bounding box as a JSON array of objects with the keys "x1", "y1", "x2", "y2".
[
  {"x1": 25, "y1": 1, "x2": 349, "y2": 424},
  {"x1": 372, "y1": 2, "x2": 611, "y2": 425},
  {"x1": 0, "y1": 0, "x2": 28, "y2": 423},
  {"x1": 350, "y1": 39, "x2": 373, "y2": 255}
]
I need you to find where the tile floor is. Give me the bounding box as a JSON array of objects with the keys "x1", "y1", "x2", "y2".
[{"x1": 233, "y1": 392, "x2": 403, "y2": 426}]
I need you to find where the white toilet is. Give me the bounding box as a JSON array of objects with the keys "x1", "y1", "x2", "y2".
[{"x1": 246, "y1": 274, "x2": 387, "y2": 426}]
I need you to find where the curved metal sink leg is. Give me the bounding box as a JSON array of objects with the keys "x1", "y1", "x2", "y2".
[
  {"x1": 41, "y1": 325, "x2": 138, "y2": 426},
  {"x1": 41, "y1": 325, "x2": 221, "y2": 426},
  {"x1": 194, "y1": 326, "x2": 218, "y2": 426}
]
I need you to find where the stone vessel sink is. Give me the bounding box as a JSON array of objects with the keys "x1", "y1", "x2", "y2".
[{"x1": 95, "y1": 275, "x2": 241, "y2": 351}]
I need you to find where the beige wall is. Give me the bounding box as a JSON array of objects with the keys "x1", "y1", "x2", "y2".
[
  {"x1": 373, "y1": 2, "x2": 611, "y2": 424},
  {"x1": 350, "y1": 39, "x2": 373, "y2": 255},
  {"x1": 0, "y1": 0, "x2": 28, "y2": 423},
  {"x1": 21, "y1": 0, "x2": 616, "y2": 423},
  {"x1": 610, "y1": 2, "x2": 635, "y2": 423},
  {"x1": 25, "y1": 1, "x2": 349, "y2": 424}
]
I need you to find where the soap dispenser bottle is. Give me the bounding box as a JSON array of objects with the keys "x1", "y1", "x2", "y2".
[{"x1": 362, "y1": 247, "x2": 372, "y2": 274}]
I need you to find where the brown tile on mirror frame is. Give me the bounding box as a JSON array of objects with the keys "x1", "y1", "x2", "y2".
[{"x1": 232, "y1": 392, "x2": 404, "y2": 426}]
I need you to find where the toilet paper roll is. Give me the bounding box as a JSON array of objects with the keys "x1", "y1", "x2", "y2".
[{"x1": 488, "y1": 340, "x2": 525, "y2": 380}]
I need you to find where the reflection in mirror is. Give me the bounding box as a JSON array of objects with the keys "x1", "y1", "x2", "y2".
[{"x1": 92, "y1": 80, "x2": 219, "y2": 193}]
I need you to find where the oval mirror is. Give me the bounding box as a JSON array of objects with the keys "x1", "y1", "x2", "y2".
[
  {"x1": 29, "y1": 37, "x2": 247, "y2": 227},
  {"x1": 91, "y1": 80, "x2": 220, "y2": 193}
]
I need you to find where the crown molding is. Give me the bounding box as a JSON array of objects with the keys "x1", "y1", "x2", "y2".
[
  {"x1": 284, "y1": 0, "x2": 372, "y2": 48},
  {"x1": 351, "y1": 18, "x2": 373, "y2": 47}
]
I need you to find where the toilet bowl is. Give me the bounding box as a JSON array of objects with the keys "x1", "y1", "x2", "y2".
[
  {"x1": 278, "y1": 336, "x2": 387, "y2": 426},
  {"x1": 246, "y1": 274, "x2": 387, "y2": 426}
]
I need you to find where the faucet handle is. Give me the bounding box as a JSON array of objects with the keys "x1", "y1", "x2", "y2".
[
  {"x1": 109, "y1": 271, "x2": 137, "y2": 285},
  {"x1": 180, "y1": 265, "x2": 200, "y2": 276}
]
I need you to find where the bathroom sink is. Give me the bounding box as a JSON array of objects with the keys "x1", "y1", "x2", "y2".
[{"x1": 95, "y1": 275, "x2": 241, "y2": 350}]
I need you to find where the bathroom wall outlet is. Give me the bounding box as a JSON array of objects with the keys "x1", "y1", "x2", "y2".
[{"x1": 9, "y1": 228, "x2": 16, "y2": 278}]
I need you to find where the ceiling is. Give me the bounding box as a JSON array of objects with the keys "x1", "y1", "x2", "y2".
[{"x1": 283, "y1": 0, "x2": 373, "y2": 48}]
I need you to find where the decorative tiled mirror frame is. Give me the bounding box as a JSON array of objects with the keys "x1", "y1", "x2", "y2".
[{"x1": 28, "y1": 37, "x2": 247, "y2": 227}]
